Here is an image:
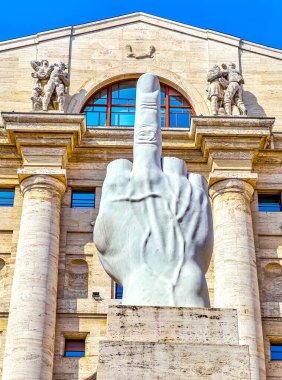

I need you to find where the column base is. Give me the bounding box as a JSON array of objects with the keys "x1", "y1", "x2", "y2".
[{"x1": 96, "y1": 305, "x2": 251, "y2": 379}]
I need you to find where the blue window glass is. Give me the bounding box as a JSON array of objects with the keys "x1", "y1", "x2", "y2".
[
  {"x1": 82, "y1": 80, "x2": 194, "y2": 128},
  {"x1": 112, "y1": 81, "x2": 136, "y2": 104},
  {"x1": 258, "y1": 194, "x2": 281, "y2": 212},
  {"x1": 160, "y1": 108, "x2": 165, "y2": 128},
  {"x1": 64, "y1": 339, "x2": 85, "y2": 358},
  {"x1": 0, "y1": 190, "x2": 15, "y2": 207},
  {"x1": 72, "y1": 190, "x2": 95, "y2": 208},
  {"x1": 111, "y1": 107, "x2": 135, "y2": 127},
  {"x1": 115, "y1": 283, "x2": 123, "y2": 299},
  {"x1": 65, "y1": 351, "x2": 85, "y2": 357},
  {"x1": 169, "y1": 108, "x2": 190, "y2": 128},
  {"x1": 93, "y1": 88, "x2": 107, "y2": 105},
  {"x1": 271, "y1": 344, "x2": 282, "y2": 360},
  {"x1": 169, "y1": 95, "x2": 187, "y2": 106}
]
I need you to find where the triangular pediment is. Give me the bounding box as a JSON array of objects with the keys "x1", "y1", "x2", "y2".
[{"x1": 0, "y1": 12, "x2": 281, "y2": 60}]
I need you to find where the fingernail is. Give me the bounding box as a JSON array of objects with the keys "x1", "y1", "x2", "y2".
[{"x1": 137, "y1": 73, "x2": 159, "y2": 93}]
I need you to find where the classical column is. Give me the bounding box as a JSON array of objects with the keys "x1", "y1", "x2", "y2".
[
  {"x1": 2, "y1": 174, "x2": 66, "y2": 380},
  {"x1": 209, "y1": 179, "x2": 265, "y2": 380}
]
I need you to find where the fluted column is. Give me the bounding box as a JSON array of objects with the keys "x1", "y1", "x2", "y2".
[
  {"x1": 209, "y1": 179, "x2": 265, "y2": 380},
  {"x1": 2, "y1": 174, "x2": 66, "y2": 380}
]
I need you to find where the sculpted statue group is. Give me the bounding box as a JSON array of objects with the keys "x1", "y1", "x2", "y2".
[
  {"x1": 30, "y1": 60, "x2": 69, "y2": 111},
  {"x1": 207, "y1": 62, "x2": 247, "y2": 116},
  {"x1": 94, "y1": 73, "x2": 213, "y2": 308}
]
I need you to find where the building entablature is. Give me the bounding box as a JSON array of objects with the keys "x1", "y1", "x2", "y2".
[{"x1": 0, "y1": 112, "x2": 279, "y2": 187}]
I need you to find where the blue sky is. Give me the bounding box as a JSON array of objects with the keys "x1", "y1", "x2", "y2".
[{"x1": 1, "y1": 0, "x2": 281, "y2": 49}]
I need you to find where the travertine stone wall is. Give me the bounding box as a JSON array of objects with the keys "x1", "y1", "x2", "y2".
[
  {"x1": 2, "y1": 174, "x2": 65, "y2": 380},
  {"x1": 252, "y1": 187, "x2": 282, "y2": 379}
]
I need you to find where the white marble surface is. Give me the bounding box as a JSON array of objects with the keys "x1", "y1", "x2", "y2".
[{"x1": 94, "y1": 73, "x2": 213, "y2": 307}]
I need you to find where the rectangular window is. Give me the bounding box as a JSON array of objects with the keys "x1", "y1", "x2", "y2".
[
  {"x1": 64, "y1": 339, "x2": 85, "y2": 358},
  {"x1": 270, "y1": 343, "x2": 282, "y2": 360},
  {"x1": 115, "y1": 283, "x2": 123, "y2": 299},
  {"x1": 111, "y1": 107, "x2": 135, "y2": 127},
  {"x1": 0, "y1": 189, "x2": 15, "y2": 207},
  {"x1": 258, "y1": 194, "x2": 281, "y2": 212},
  {"x1": 71, "y1": 190, "x2": 95, "y2": 208}
]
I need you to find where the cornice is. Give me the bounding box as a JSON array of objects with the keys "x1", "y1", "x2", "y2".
[
  {"x1": 1, "y1": 112, "x2": 86, "y2": 168},
  {"x1": 0, "y1": 113, "x2": 281, "y2": 170}
]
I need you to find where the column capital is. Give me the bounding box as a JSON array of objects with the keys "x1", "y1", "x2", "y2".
[
  {"x1": 18, "y1": 169, "x2": 66, "y2": 197},
  {"x1": 209, "y1": 178, "x2": 255, "y2": 202}
]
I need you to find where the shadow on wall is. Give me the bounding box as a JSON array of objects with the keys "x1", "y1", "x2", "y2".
[
  {"x1": 84, "y1": 373, "x2": 97, "y2": 380},
  {"x1": 65, "y1": 89, "x2": 88, "y2": 114},
  {"x1": 243, "y1": 91, "x2": 267, "y2": 117}
]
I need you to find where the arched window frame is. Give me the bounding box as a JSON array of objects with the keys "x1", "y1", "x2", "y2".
[{"x1": 81, "y1": 79, "x2": 195, "y2": 128}]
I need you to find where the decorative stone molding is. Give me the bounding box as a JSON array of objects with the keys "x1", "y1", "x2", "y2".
[
  {"x1": 19, "y1": 172, "x2": 66, "y2": 198},
  {"x1": 191, "y1": 116, "x2": 274, "y2": 174},
  {"x1": 66, "y1": 65, "x2": 208, "y2": 115},
  {"x1": 208, "y1": 172, "x2": 258, "y2": 187},
  {"x1": 209, "y1": 178, "x2": 255, "y2": 202},
  {"x1": 2, "y1": 113, "x2": 86, "y2": 168}
]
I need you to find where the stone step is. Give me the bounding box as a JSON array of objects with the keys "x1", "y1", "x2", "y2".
[
  {"x1": 97, "y1": 341, "x2": 250, "y2": 380},
  {"x1": 107, "y1": 305, "x2": 239, "y2": 345}
]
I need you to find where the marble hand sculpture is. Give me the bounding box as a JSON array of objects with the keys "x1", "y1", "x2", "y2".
[{"x1": 94, "y1": 73, "x2": 213, "y2": 307}]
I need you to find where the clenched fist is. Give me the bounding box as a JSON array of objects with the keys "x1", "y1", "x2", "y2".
[{"x1": 94, "y1": 74, "x2": 213, "y2": 307}]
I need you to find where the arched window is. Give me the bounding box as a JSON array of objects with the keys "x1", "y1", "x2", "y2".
[{"x1": 81, "y1": 79, "x2": 195, "y2": 128}]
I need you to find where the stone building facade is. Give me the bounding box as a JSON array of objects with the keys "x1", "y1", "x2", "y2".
[{"x1": 0, "y1": 12, "x2": 281, "y2": 380}]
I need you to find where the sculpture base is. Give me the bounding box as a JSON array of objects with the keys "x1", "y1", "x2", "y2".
[{"x1": 96, "y1": 305, "x2": 251, "y2": 379}]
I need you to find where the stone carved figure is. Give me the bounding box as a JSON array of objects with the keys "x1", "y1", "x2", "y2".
[
  {"x1": 30, "y1": 60, "x2": 69, "y2": 111},
  {"x1": 223, "y1": 63, "x2": 247, "y2": 115},
  {"x1": 206, "y1": 64, "x2": 228, "y2": 115},
  {"x1": 207, "y1": 62, "x2": 247, "y2": 116},
  {"x1": 94, "y1": 73, "x2": 214, "y2": 307},
  {"x1": 42, "y1": 63, "x2": 70, "y2": 111},
  {"x1": 31, "y1": 60, "x2": 54, "y2": 110}
]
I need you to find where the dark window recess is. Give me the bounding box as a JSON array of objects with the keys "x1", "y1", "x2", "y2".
[
  {"x1": 270, "y1": 344, "x2": 282, "y2": 360},
  {"x1": 81, "y1": 79, "x2": 195, "y2": 129},
  {"x1": 64, "y1": 339, "x2": 85, "y2": 357},
  {"x1": 0, "y1": 189, "x2": 15, "y2": 207},
  {"x1": 258, "y1": 194, "x2": 281, "y2": 212},
  {"x1": 71, "y1": 191, "x2": 95, "y2": 208},
  {"x1": 115, "y1": 283, "x2": 123, "y2": 299}
]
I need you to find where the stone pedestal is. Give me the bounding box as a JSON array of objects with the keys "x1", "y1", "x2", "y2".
[{"x1": 96, "y1": 305, "x2": 251, "y2": 379}]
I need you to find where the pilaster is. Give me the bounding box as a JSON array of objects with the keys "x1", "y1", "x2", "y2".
[
  {"x1": 209, "y1": 177, "x2": 265, "y2": 380},
  {"x1": 1, "y1": 113, "x2": 85, "y2": 380}
]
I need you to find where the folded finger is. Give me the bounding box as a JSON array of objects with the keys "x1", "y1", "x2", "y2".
[
  {"x1": 162, "y1": 157, "x2": 187, "y2": 177},
  {"x1": 188, "y1": 173, "x2": 208, "y2": 195}
]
